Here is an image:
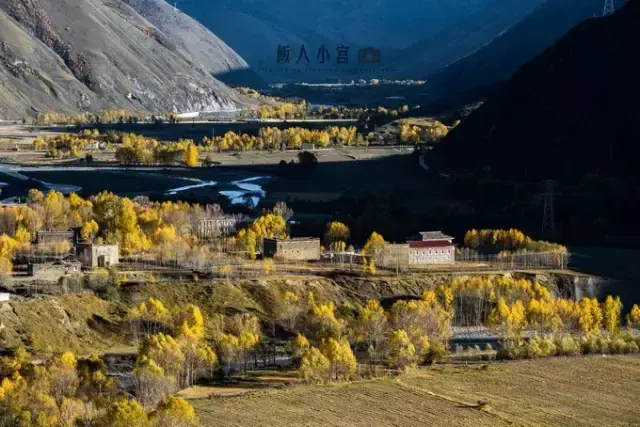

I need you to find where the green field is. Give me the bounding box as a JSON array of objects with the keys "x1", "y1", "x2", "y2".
[{"x1": 193, "y1": 355, "x2": 640, "y2": 427}]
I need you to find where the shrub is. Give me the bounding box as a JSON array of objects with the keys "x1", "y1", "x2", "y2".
[
  {"x1": 425, "y1": 339, "x2": 447, "y2": 364},
  {"x1": 580, "y1": 335, "x2": 601, "y2": 355},
  {"x1": 596, "y1": 335, "x2": 611, "y2": 354},
  {"x1": 627, "y1": 340, "x2": 640, "y2": 353},
  {"x1": 555, "y1": 335, "x2": 581, "y2": 357},
  {"x1": 609, "y1": 337, "x2": 629, "y2": 354},
  {"x1": 526, "y1": 335, "x2": 556, "y2": 358}
]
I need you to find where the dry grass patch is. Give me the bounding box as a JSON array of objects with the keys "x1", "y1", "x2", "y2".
[{"x1": 193, "y1": 355, "x2": 640, "y2": 427}]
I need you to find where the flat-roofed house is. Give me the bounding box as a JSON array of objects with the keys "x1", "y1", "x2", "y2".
[
  {"x1": 76, "y1": 243, "x2": 119, "y2": 268},
  {"x1": 407, "y1": 231, "x2": 455, "y2": 265},
  {"x1": 262, "y1": 237, "x2": 321, "y2": 261}
]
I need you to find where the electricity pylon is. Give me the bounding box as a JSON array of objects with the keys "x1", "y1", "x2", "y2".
[{"x1": 603, "y1": 0, "x2": 615, "y2": 16}]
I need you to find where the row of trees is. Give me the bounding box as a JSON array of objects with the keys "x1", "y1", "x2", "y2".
[
  {"x1": 31, "y1": 131, "x2": 200, "y2": 166},
  {"x1": 33, "y1": 110, "x2": 149, "y2": 126},
  {"x1": 33, "y1": 132, "x2": 100, "y2": 159},
  {"x1": 115, "y1": 135, "x2": 199, "y2": 167},
  {"x1": 201, "y1": 126, "x2": 364, "y2": 152},
  {"x1": 489, "y1": 295, "x2": 640, "y2": 359},
  {"x1": 463, "y1": 228, "x2": 568, "y2": 254},
  {"x1": 398, "y1": 120, "x2": 452, "y2": 145}
]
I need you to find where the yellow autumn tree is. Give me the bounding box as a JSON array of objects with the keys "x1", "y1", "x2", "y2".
[
  {"x1": 14, "y1": 226, "x2": 31, "y2": 248},
  {"x1": 128, "y1": 298, "x2": 170, "y2": 337},
  {"x1": 184, "y1": 143, "x2": 199, "y2": 167},
  {"x1": 602, "y1": 295, "x2": 623, "y2": 333},
  {"x1": 318, "y1": 338, "x2": 357, "y2": 381},
  {"x1": 293, "y1": 334, "x2": 310, "y2": 358},
  {"x1": 226, "y1": 314, "x2": 261, "y2": 372},
  {"x1": 81, "y1": 220, "x2": 100, "y2": 242},
  {"x1": 250, "y1": 214, "x2": 289, "y2": 240},
  {"x1": 362, "y1": 232, "x2": 385, "y2": 257},
  {"x1": 138, "y1": 333, "x2": 185, "y2": 380},
  {"x1": 0, "y1": 234, "x2": 18, "y2": 259},
  {"x1": 133, "y1": 357, "x2": 174, "y2": 409},
  {"x1": 299, "y1": 347, "x2": 330, "y2": 382},
  {"x1": 577, "y1": 297, "x2": 603, "y2": 335},
  {"x1": 308, "y1": 302, "x2": 345, "y2": 340},
  {"x1": 627, "y1": 304, "x2": 640, "y2": 328},
  {"x1": 150, "y1": 396, "x2": 197, "y2": 427},
  {"x1": 173, "y1": 305, "x2": 205, "y2": 339},
  {"x1": 488, "y1": 297, "x2": 526, "y2": 343},
  {"x1": 235, "y1": 228, "x2": 258, "y2": 259},
  {"x1": 99, "y1": 399, "x2": 148, "y2": 427},
  {"x1": 324, "y1": 221, "x2": 350, "y2": 245},
  {"x1": 390, "y1": 296, "x2": 451, "y2": 360},
  {"x1": 387, "y1": 329, "x2": 418, "y2": 370},
  {"x1": 355, "y1": 300, "x2": 388, "y2": 364}
]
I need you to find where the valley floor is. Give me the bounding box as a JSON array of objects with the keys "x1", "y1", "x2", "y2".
[{"x1": 192, "y1": 355, "x2": 640, "y2": 427}]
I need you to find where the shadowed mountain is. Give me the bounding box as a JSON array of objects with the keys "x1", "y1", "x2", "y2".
[
  {"x1": 422, "y1": 0, "x2": 621, "y2": 101},
  {"x1": 178, "y1": 0, "x2": 548, "y2": 82},
  {"x1": 432, "y1": 0, "x2": 640, "y2": 183},
  {"x1": 0, "y1": 0, "x2": 252, "y2": 119}
]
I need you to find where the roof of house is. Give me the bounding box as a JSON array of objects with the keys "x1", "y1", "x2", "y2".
[
  {"x1": 413, "y1": 231, "x2": 454, "y2": 241},
  {"x1": 62, "y1": 254, "x2": 82, "y2": 264},
  {"x1": 409, "y1": 240, "x2": 455, "y2": 248},
  {"x1": 264, "y1": 237, "x2": 320, "y2": 242}
]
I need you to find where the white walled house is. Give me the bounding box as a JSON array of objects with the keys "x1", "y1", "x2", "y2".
[{"x1": 407, "y1": 231, "x2": 455, "y2": 265}]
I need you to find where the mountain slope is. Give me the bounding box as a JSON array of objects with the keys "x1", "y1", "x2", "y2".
[
  {"x1": 432, "y1": 0, "x2": 640, "y2": 183},
  {"x1": 0, "y1": 0, "x2": 249, "y2": 119},
  {"x1": 423, "y1": 0, "x2": 617, "y2": 101},
  {"x1": 178, "y1": 0, "x2": 548, "y2": 82},
  {"x1": 121, "y1": 0, "x2": 263, "y2": 85},
  {"x1": 392, "y1": 0, "x2": 545, "y2": 78}
]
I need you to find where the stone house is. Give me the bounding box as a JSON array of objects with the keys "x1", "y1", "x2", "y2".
[
  {"x1": 76, "y1": 243, "x2": 119, "y2": 268},
  {"x1": 262, "y1": 237, "x2": 321, "y2": 261}
]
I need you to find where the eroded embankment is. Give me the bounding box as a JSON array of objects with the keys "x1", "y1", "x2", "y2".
[{"x1": 0, "y1": 271, "x2": 598, "y2": 355}]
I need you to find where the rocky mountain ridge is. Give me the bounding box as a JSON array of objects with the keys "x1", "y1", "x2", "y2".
[{"x1": 0, "y1": 0, "x2": 252, "y2": 119}]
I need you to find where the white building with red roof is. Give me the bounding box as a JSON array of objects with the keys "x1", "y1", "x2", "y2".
[{"x1": 407, "y1": 231, "x2": 455, "y2": 265}]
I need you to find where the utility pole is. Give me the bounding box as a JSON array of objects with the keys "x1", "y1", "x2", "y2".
[{"x1": 602, "y1": 0, "x2": 615, "y2": 16}]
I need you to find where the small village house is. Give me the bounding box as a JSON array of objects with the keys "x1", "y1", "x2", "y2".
[
  {"x1": 262, "y1": 237, "x2": 321, "y2": 261},
  {"x1": 76, "y1": 243, "x2": 119, "y2": 268},
  {"x1": 407, "y1": 231, "x2": 455, "y2": 265}
]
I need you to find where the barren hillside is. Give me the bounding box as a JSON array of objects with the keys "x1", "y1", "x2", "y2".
[{"x1": 0, "y1": 0, "x2": 251, "y2": 119}]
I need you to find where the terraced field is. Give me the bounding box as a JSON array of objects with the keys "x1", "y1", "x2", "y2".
[{"x1": 193, "y1": 355, "x2": 640, "y2": 427}]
